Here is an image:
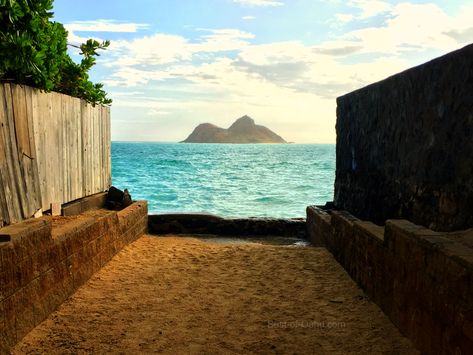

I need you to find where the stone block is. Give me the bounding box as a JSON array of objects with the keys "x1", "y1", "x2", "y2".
[
  {"x1": 0, "y1": 219, "x2": 52, "y2": 263},
  {"x1": 306, "y1": 206, "x2": 332, "y2": 247}
]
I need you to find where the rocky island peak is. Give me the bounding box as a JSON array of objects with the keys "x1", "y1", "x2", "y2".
[{"x1": 182, "y1": 115, "x2": 286, "y2": 144}]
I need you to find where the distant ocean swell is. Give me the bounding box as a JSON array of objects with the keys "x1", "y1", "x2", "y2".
[{"x1": 112, "y1": 142, "x2": 335, "y2": 218}]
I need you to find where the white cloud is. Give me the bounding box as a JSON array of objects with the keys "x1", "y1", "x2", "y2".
[
  {"x1": 109, "y1": 33, "x2": 191, "y2": 67},
  {"x1": 326, "y1": 1, "x2": 473, "y2": 61},
  {"x1": 147, "y1": 109, "x2": 171, "y2": 116},
  {"x1": 196, "y1": 28, "x2": 254, "y2": 52},
  {"x1": 64, "y1": 20, "x2": 149, "y2": 33},
  {"x1": 104, "y1": 28, "x2": 254, "y2": 75},
  {"x1": 66, "y1": 30, "x2": 90, "y2": 47},
  {"x1": 242, "y1": 16, "x2": 257, "y2": 20},
  {"x1": 104, "y1": 67, "x2": 174, "y2": 87},
  {"x1": 334, "y1": 0, "x2": 391, "y2": 24},
  {"x1": 110, "y1": 91, "x2": 144, "y2": 96},
  {"x1": 233, "y1": 0, "x2": 284, "y2": 7},
  {"x1": 335, "y1": 13, "x2": 354, "y2": 23},
  {"x1": 349, "y1": 0, "x2": 392, "y2": 19}
]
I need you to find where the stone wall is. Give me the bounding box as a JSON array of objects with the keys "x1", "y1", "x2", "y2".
[
  {"x1": 335, "y1": 44, "x2": 473, "y2": 231},
  {"x1": 148, "y1": 213, "x2": 306, "y2": 239},
  {"x1": 0, "y1": 201, "x2": 148, "y2": 351},
  {"x1": 307, "y1": 206, "x2": 473, "y2": 354}
]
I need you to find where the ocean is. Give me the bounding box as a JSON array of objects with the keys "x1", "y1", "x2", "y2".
[{"x1": 112, "y1": 142, "x2": 335, "y2": 218}]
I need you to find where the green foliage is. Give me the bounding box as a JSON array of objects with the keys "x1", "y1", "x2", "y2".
[
  {"x1": 56, "y1": 39, "x2": 112, "y2": 105},
  {"x1": 0, "y1": 0, "x2": 111, "y2": 105}
]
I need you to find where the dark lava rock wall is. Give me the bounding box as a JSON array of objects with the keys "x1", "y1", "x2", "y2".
[
  {"x1": 334, "y1": 44, "x2": 473, "y2": 231},
  {"x1": 148, "y1": 213, "x2": 307, "y2": 239}
]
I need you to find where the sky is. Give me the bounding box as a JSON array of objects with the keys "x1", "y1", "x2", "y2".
[{"x1": 52, "y1": 0, "x2": 473, "y2": 143}]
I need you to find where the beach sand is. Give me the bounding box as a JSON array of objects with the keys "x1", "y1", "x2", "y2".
[{"x1": 13, "y1": 235, "x2": 418, "y2": 354}]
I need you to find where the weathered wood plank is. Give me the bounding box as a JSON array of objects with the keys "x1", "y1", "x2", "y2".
[
  {"x1": 12, "y1": 84, "x2": 42, "y2": 218},
  {"x1": 101, "y1": 106, "x2": 105, "y2": 190},
  {"x1": 34, "y1": 90, "x2": 51, "y2": 211},
  {"x1": 81, "y1": 101, "x2": 89, "y2": 197},
  {"x1": 0, "y1": 85, "x2": 15, "y2": 224},
  {"x1": 106, "y1": 106, "x2": 111, "y2": 188},
  {"x1": 90, "y1": 103, "x2": 95, "y2": 194},
  {"x1": 74, "y1": 97, "x2": 82, "y2": 200},
  {"x1": 94, "y1": 105, "x2": 100, "y2": 193},
  {"x1": 3, "y1": 84, "x2": 27, "y2": 220},
  {"x1": 12, "y1": 84, "x2": 31, "y2": 157},
  {"x1": 62, "y1": 93, "x2": 69, "y2": 203},
  {"x1": 25, "y1": 85, "x2": 42, "y2": 214},
  {"x1": 44, "y1": 92, "x2": 55, "y2": 210},
  {"x1": 56, "y1": 93, "x2": 64, "y2": 205}
]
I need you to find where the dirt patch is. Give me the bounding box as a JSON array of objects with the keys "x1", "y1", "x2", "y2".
[{"x1": 13, "y1": 235, "x2": 418, "y2": 354}]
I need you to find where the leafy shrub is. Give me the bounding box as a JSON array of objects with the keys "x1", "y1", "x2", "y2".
[{"x1": 0, "y1": 0, "x2": 111, "y2": 105}]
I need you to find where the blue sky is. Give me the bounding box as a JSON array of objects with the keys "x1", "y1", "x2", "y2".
[{"x1": 53, "y1": 0, "x2": 473, "y2": 143}]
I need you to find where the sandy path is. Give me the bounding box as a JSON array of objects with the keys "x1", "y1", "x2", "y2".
[{"x1": 13, "y1": 235, "x2": 417, "y2": 354}]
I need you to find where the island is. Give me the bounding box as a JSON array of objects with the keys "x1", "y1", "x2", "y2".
[{"x1": 181, "y1": 115, "x2": 287, "y2": 143}]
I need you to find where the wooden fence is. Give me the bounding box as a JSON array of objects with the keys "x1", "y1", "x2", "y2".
[{"x1": 0, "y1": 83, "x2": 111, "y2": 226}]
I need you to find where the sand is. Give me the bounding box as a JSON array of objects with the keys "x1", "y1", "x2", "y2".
[{"x1": 13, "y1": 235, "x2": 418, "y2": 354}]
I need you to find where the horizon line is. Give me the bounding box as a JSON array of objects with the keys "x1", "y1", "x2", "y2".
[{"x1": 111, "y1": 140, "x2": 336, "y2": 145}]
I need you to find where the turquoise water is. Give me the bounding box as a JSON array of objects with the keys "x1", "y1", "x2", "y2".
[{"x1": 112, "y1": 142, "x2": 335, "y2": 218}]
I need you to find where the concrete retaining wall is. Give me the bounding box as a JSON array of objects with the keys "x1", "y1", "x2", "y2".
[
  {"x1": 307, "y1": 205, "x2": 473, "y2": 354},
  {"x1": 0, "y1": 201, "x2": 148, "y2": 351}
]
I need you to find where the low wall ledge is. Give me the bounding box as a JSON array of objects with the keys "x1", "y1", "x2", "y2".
[
  {"x1": 0, "y1": 218, "x2": 52, "y2": 243},
  {"x1": 306, "y1": 206, "x2": 473, "y2": 353},
  {"x1": 148, "y1": 213, "x2": 307, "y2": 238}
]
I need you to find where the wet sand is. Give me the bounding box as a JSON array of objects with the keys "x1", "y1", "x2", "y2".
[{"x1": 13, "y1": 235, "x2": 418, "y2": 354}]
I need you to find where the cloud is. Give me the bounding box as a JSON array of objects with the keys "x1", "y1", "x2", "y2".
[
  {"x1": 335, "y1": 13, "x2": 354, "y2": 23},
  {"x1": 66, "y1": 31, "x2": 92, "y2": 47},
  {"x1": 327, "y1": 2, "x2": 473, "y2": 58},
  {"x1": 104, "y1": 2, "x2": 473, "y2": 93},
  {"x1": 233, "y1": 0, "x2": 284, "y2": 7},
  {"x1": 233, "y1": 58, "x2": 310, "y2": 86},
  {"x1": 242, "y1": 16, "x2": 256, "y2": 20},
  {"x1": 109, "y1": 91, "x2": 145, "y2": 97},
  {"x1": 103, "y1": 28, "x2": 255, "y2": 85},
  {"x1": 105, "y1": 28, "x2": 249, "y2": 70},
  {"x1": 314, "y1": 44, "x2": 363, "y2": 56},
  {"x1": 147, "y1": 109, "x2": 171, "y2": 116},
  {"x1": 343, "y1": 3, "x2": 459, "y2": 54},
  {"x1": 64, "y1": 20, "x2": 149, "y2": 33},
  {"x1": 104, "y1": 67, "x2": 175, "y2": 87},
  {"x1": 333, "y1": 0, "x2": 391, "y2": 24},
  {"x1": 197, "y1": 28, "x2": 255, "y2": 52},
  {"x1": 348, "y1": 0, "x2": 391, "y2": 19},
  {"x1": 444, "y1": 27, "x2": 473, "y2": 42}
]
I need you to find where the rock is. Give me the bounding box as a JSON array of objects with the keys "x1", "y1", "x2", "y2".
[
  {"x1": 106, "y1": 186, "x2": 133, "y2": 210},
  {"x1": 181, "y1": 115, "x2": 287, "y2": 143},
  {"x1": 123, "y1": 189, "x2": 132, "y2": 208}
]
